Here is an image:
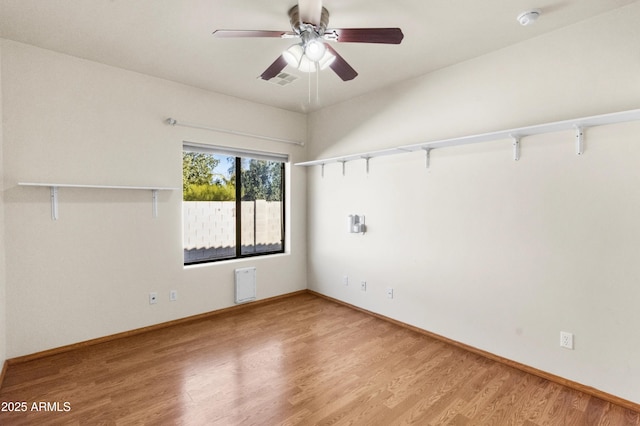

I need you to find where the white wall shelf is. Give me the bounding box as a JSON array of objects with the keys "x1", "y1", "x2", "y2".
[
  {"x1": 295, "y1": 108, "x2": 640, "y2": 172},
  {"x1": 18, "y1": 182, "x2": 178, "y2": 220}
]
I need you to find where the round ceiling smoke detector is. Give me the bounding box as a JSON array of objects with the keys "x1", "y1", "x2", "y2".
[{"x1": 517, "y1": 9, "x2": 541, "y2": 26}]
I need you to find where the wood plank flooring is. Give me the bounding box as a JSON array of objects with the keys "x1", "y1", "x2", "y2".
[{"x1": 1, "y1": 292, "x2": 638, "y2": 425}]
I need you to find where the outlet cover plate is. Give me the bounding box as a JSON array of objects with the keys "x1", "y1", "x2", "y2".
[
  {"x1": 149, "y1": 292, "x2": 158, "y2": 305},
  {"x1": 360, "y1": 281, "x2": 367, "y2": 291},
  {"x1": 560, "y1": 331, "x2": 574, "y2": 349}
]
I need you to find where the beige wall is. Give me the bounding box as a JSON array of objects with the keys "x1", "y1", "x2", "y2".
[
  {"x1": 1, "y1": 39, "x2": 307, "y2": 357},
  {"x1": 307, "y1": 3, "x2": 640, "y2": 404}
]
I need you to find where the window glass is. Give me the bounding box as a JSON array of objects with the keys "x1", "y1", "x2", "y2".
[
  {"x1": 240, "y1": 158, "x2": 284, "y2": 255},
  {"x1": 183, "y1": 148, "x2": 285, "y2": 264}
]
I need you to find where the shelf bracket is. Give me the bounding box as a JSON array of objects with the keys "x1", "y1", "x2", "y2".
[
  {"x1": 320, "y1": 163, "x2": 325, "y2": 178},
  {"x1": 51, "y1": 186, "x2": 59, "y2": 221},
  {"x1": 340, "y1": 160, "x2": 346, "y2": 176},
  {"x1": 422, "y1": 147, "x2": 432, "y2": 169},
  {"x1": 362, "y1": 156, "x2": 371, "y2": 174},
  {"x1": 152, "y1": 190, "x2": 159, "y2": 218},
  {"x1": 575, "y1": 126, "x2": 584, "y2": 155},
  {"x1": 511, "y1": 136, "x2": 521, "y2": 161}
]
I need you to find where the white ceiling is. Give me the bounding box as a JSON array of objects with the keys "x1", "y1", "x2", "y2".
[{"x1": 0, "y1": 0, "x2": 637, "y2": 113}]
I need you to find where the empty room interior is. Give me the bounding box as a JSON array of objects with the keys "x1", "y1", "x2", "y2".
[{"x1": 1, "y1": 0, "x2": 640, "y2": 424}]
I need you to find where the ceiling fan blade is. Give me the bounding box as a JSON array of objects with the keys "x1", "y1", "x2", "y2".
[
  {"x1": 212, "y1": 29, "x2": 295, "y2": 38},
  {"x1": 326, "y1": 28, "x2": 404, "y2": 44},
  {"x1": 325, "y1": 45, "x2": 357, "y2": 81},
  {"x1": 297, "y1": 0, "x2": 323, "y2": 25},
  {"x1": 259, "y1": 55, "x2": 289, "y2": 80}
]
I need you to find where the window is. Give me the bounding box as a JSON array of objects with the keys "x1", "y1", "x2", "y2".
[{"x1": 183, "y1": 143, "x2": 286, "y2": 264}]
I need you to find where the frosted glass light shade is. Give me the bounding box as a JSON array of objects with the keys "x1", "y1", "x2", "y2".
[
  {"x1": 297, "y1": 56, "x2": 318, "y2": 73},
  {"x1": 282, "y1": 42, "x2": 335, "y2": 73},
  {"x1": 318, "y1": 50, "x2": 336, "y2": 70},
  {"x1": 283, "y1": 44, "x2": 304, "y2": 67},
  {"x1": 304, "y1": 39, "x2": 326, "y2": 62}
]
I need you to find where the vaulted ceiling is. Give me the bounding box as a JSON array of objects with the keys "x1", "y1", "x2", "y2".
[{"x1": 0, "y1": 0, "x2": 637, "y2": 113}]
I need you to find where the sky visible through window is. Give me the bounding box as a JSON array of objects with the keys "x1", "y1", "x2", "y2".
[{"x1": 211, "y1": 154, "x2": 233, "y2": 184}]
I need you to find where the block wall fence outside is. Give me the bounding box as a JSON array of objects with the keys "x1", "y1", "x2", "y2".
[{"x1": 183, "y1": 200, "x2": 282, "y2": 251}]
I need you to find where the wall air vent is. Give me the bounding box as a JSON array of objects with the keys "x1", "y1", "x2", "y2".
[
  {"x1": 235, "y1": 267, "x2": 256, "y2": 304},
  {"x1": 262, "y1": 72, "x2": 298, "y2": 86}
]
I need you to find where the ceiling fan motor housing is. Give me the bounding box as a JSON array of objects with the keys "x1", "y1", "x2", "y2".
[{"x1": 288, "y1": 5, "x2": 330, "y2": 35}]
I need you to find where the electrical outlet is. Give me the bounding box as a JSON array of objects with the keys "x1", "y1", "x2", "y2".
[
  {"x1": 149, "y1": 292, "x2": 158, "y2": 305},
  {"x1": 343, "y1": 276, "x2": 349, "y2": 286},
  {"x1": 386, "y1": 287, "x2": 394, "y2": 299},
  {"x1": 170, "y1": 290, "x2": 177, "y2": 301},
  {"x1": 360, "y1": 281, "x2": 367, "y2": 291},
  {"x1": 560, "y1": 331, "x2": 574, "y2": 350}
]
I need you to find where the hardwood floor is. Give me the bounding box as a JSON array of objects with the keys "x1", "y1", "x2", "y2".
[{"x1": 1, "y1": 292, "x2": 638, "y2": 425}]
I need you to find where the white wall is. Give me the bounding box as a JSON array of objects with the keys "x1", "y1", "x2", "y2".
[
  {"x1": 1, "y1": 39, "x2": 307, "y2": 358},
  {"x1": 307, "y1": 3, "x2": 640, "y2": 404}
]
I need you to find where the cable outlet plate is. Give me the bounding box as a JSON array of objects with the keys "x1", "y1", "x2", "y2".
[
  {"x1": 360, "y1": 281, "x2": 367, "y2": 291},
  {"x1": 343, "y1": 276, "x2": 349, "y2": 286},
  {"x1": 149, "y1": 292, "x2": 158, "y2": 305},
  {"x1": 170, "y1": 290, "x2": 177, "y2": 301},
  {"x1": 560, "y1": 331, "x2": 574, "y2": 349},
  {"x1": 386, "y1": 287, "x2": 394, "y2": 299}
]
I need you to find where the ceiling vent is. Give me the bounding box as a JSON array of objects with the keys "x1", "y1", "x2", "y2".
[{"x1": 262, "y1": 72, "x2": 298, "y2": 86}]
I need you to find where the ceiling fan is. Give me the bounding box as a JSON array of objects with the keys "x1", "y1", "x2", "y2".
[{"x1": 212, "y1": 0, "x2": 404, "y2": 81}]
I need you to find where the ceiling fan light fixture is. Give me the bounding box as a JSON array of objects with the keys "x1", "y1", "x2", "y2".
[
  {"x1": 318, "y1": 50, "x2": 336, "y2": 70},
  {"x1": 304, "y1": 39, "x2": 327, "y2": 62},
  {"x1": 284, "y1": 40, "x2": 333, "y2": 73},
  {"x1": 297, "y1": 56, "x2": 318, "y2": 73},
  {"x1": 283, "y1": 44, "x2": 304, "y2": 67}
]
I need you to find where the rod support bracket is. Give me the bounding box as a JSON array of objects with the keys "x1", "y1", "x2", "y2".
[
  {"x1": 575, "y1": 126, "x2": 584, "y2": 155},
  {"x1": 50, "y1": 186, "x2": 59, "y2": 220},
  {"x1": 152, "y1": 189, "x2": 159, "y2": 218},
  {"x1": 511, "y1": 136, "x2": 521, "y2": 161},
  {"x1": 422, "y1": 147, "x2": 432, "y2": 169},
  {"x1": 362, "y1": 156, "x2": 371, "y2": 174},
  {"x1": 339, "y1": 160, "x2": 346, "y2": 176}
]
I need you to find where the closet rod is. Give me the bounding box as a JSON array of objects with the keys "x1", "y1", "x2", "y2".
[{"x1": 165, "y1": 118, "x2": 305, "y2": 147}]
